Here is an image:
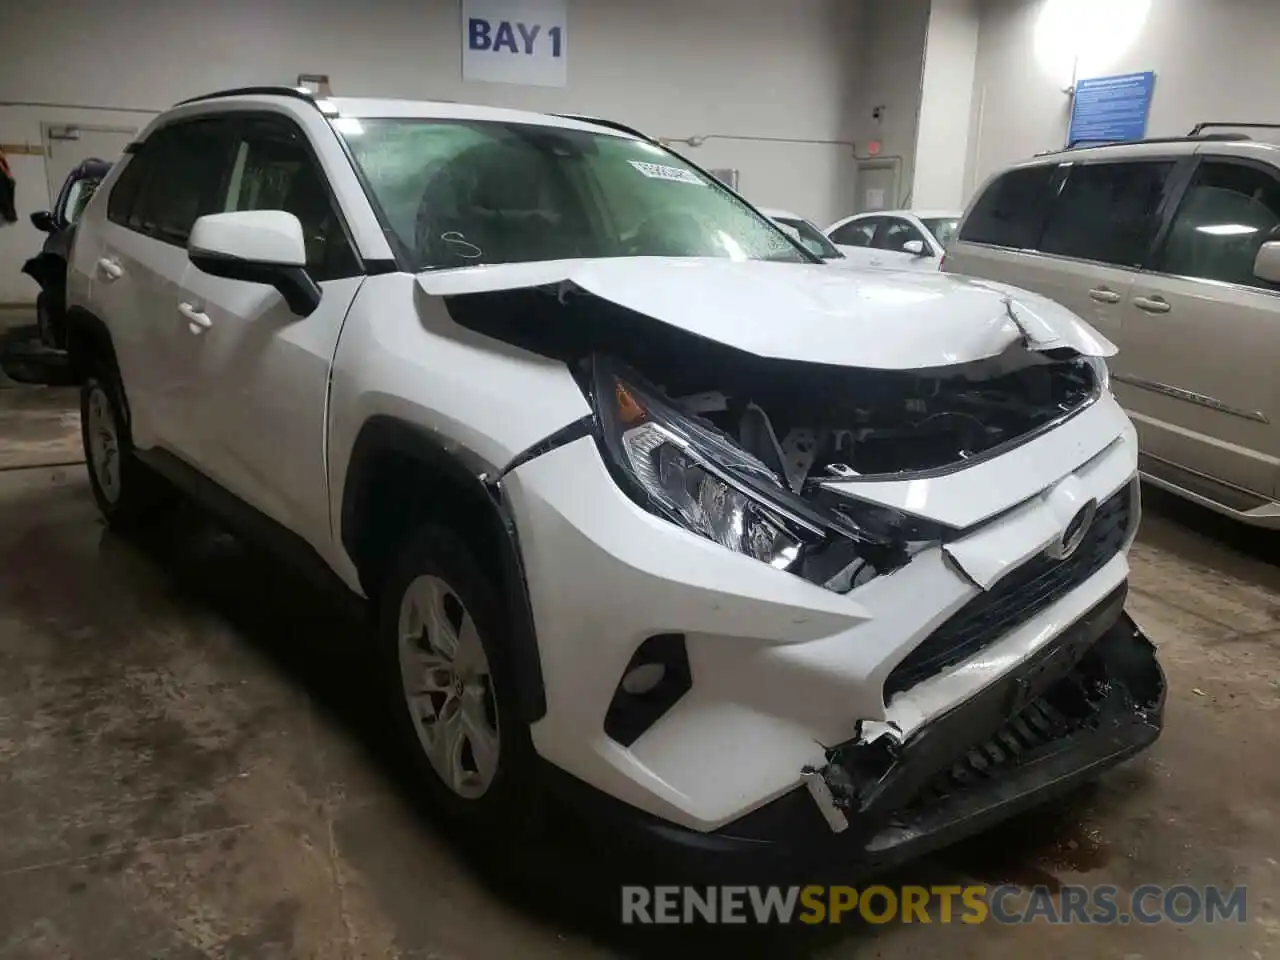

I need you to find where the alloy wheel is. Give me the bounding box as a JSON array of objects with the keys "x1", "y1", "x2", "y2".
[
  {"x1": 86, "y1": 385, "x2": 122, "y2": 504},
  {"x1": 397, "y1": 574, "x2": 501, "y2": 799}
]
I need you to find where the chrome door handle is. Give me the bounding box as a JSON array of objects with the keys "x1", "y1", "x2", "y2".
[
  {"x1": 178, "y1": 302, "x2": 211, "y2": 330},
  {"x1": 1133, "y1": 295, "x2": 1171, "y2": 314},
  {"x1": 97, "y1": 257, "x2": 123, "y2": 280},
  {"x1": 1089, "y1": 286, "x2": 1121, "y2": 304}
]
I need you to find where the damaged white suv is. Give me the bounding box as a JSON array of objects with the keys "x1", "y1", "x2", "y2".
[{"x1": 66, "y1": 87, "x2": 1164, "y2": 883}]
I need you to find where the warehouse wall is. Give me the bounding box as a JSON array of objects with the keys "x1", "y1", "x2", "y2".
[
  {"x1": 0, "y1": 0, "x2": 868, "y2": 302},
  {"x1": 855, "y1": 0, "x2": 931, "y2": 209},
  {"x1": 967, "y1": 0, "x2": 1280, "y2": 196}
]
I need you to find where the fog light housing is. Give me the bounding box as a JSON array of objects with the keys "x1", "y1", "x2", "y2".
[
  {"x1": 604, "y1": 634, "x2": 692, "y2": 747},
  {"x1": 621, "y1": 662, "x2": 666, "y2": 696}
]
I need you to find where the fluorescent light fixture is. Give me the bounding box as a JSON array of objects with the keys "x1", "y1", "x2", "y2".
[
  {"x1": 1196, "y1": 223, "x2": 1259, "y2": 236},
  {"x1": 332, "y1": 116, "x2": 364, "y2": 135}
]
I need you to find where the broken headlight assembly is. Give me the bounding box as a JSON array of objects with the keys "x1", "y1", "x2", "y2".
[{"x1": 590, "y1": 358, "x2": 916, "y2": 588}]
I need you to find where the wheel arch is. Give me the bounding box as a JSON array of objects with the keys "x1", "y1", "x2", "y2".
[
  {"x1": 340, "y1": 415, "x2": 547, "y2": 722},
  {"x1": 63, "y1": 305, "x2": 120, "y2": 392}
]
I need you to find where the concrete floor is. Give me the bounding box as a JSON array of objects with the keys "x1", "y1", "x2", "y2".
[{"x1": 0, "y1": 318, "x2": 1278, "y2": 958}]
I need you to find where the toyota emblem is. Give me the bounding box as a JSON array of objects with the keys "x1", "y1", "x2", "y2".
[{"x1": 1046, "y1": 498, "x2": 1097, "y2": 560}]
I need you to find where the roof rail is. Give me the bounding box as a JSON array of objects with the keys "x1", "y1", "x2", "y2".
[
  {"x1": 1048, "y1": 132, "x2": 1252, "y2": 154},
  {"x1": 1189, "y1": 121, "x2": 1280, "y2": 136},
  {"x1": 552, "y1": 113, "x2": 655, "y2": 142},
  {"x1": 175, "y1": 86, "x2": 325, "y2": 109}
]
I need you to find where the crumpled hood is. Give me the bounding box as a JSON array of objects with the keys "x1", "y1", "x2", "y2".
[{"x1": 417, "y1": 257, "x2": 1116, "y2": 370}]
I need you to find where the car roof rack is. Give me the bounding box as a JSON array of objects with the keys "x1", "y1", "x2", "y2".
[
  {"x1": 175, "y1": 85, "x2": 325, "y2": 109},
  {"x1": 1188, "y1": 121, "x2": 1280, "y2": 136},
  {"x1": 1038, "y1": 132, "x2": 1252, "y2": 156},
  {"x1": 552, "y1": 113, "x2": 655, "y2": 142}
]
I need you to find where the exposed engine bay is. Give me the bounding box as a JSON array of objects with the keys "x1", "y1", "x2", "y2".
[
  {"x1": 661, "y1": 352, "x2": 1098, "y2": 492},
  {"x1": 445, "y1": 283, "x2": 1103, "y2": 592}
]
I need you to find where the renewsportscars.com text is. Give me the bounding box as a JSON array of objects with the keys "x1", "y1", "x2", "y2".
[{"x1": 621, "y1": 884, "x2": 1247, "y2": 926}]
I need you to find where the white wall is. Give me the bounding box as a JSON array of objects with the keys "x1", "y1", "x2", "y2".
[
  {"x1": 912, "y1": 0, "x2": 979, "y2": 209},
  {"x1": 0, "y1": 0, "x2": 867, "y2": 302},
  {"x1": 967, "y1": 0, "x2": 1280, "y2": 196},
  {"x1": 855, "y1": 0, "x2": 930, "y2": 209}
]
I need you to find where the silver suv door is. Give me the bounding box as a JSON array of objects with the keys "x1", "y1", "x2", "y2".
[
  {"x1": 1120, "y1": 156, "x2": 1280, "y2": 501},
  {"x1": 1029, "y1": 159, "x2": 1179, "y2": 351}
]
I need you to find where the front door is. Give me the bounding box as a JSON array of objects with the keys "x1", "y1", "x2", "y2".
[
  {"x1": 173, "y1": 114, "x2": 364, "y2": 545},
  {"x1": 828, "y1": 216, "x2": 881, "y2": 267},
  {"x1": 1120, "y1": 156, "x2": 1280, "y2": 498},
  {"x1": 868, "y1": 216, "x2": 938, "y2": 271}
]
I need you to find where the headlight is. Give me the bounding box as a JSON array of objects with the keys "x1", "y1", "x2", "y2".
[
  {"x1": 590, "y1": 358, "x2": 910, "y2": 584},
  {"x1": 1085, "y1": 355, "x2": 1110, "y2": 392}
]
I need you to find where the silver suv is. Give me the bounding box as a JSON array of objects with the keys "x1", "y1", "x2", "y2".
[{"x1": 945, "y1": 128, "x2": 1280, "y2": 526}]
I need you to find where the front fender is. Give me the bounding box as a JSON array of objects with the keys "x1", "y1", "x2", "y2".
[{"x1": 21, "y1": 252, "x2": 63, "y2": 291}]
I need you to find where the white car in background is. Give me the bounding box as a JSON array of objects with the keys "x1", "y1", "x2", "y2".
[
  {"x1": 759, "y1": 207, "x2": 852, "y2": 266},
  {"x1": 825, "y1": 209, "x2": 962, "y2": 271}
]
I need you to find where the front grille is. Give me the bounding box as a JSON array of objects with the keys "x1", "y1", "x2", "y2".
[{"x1": 884, "y1": 482, "x2": 1133, "y2": 699}]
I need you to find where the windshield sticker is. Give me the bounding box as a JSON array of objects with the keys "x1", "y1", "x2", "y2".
[{"x1": 627, "y1": 161, "x2": 705, "y2": 185}]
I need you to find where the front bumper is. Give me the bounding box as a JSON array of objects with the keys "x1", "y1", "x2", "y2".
[
  {"x1": 546, "y1": 593, "x2": 1165, "y2": 885},
  {"x1": 502, "y1": 396, "x2": 1142, "y2": 832}
]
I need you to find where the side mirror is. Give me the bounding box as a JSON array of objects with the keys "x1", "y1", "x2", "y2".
[
  {"x1": 30, "y1": 210, "x2": 57, "y2": 233},
  {"x1": 187, "y1": 211, "x2": 321, "y2": 317},
  {"x1": 1254, "y1": 240, "x2": 1280, "y2": 285},
  {"x1": 902, "y1": 239, "x2": 928, "y2": 257}
]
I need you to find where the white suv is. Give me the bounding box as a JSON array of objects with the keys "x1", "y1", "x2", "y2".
[{"x1": 66, "y1": 87, "x2": 1165, "y2": 884}]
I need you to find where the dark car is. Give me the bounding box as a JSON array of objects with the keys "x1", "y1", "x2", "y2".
[{"x1": 22, "y1": 158, "x2": 112, "y2": 350}]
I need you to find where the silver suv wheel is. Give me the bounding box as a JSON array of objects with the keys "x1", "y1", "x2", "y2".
[
  {"x1": 85, "y1": 383, "x2": 122, "y2": 504},
  {"x1": 396, "y1": 574, "x2": 501, "y2": 799}
]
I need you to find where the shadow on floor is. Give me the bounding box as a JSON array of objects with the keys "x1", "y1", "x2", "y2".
[{"x1": 104, "y1": 500, "x2": 1138, "y2": 958}]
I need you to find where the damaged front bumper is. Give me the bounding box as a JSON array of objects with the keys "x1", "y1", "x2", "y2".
[{"x1": 552, "y1": 588, "x2": 1164, "y2": 884}]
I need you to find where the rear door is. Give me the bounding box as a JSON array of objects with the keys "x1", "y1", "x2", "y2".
[
  {"x1": 120, "y1": 119, "x2": 235, "y2": 455},
  {"x1": 1120, "y1": 156, "x2": 1280, "y2": 499},
  {"x1": 82, "y1": 121, "x2": 231, "y2": 453},
  {"x1": 827, "y1": 215, "x2": 881, "y2": 266}
]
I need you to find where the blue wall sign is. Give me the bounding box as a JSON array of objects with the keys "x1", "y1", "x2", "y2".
[
  {"x1": 461, "y1": 0, "x2": 567, "y2": 88},
  {"x1": 1068, "y1": 71, "x2": 1157, "y2": 146}
]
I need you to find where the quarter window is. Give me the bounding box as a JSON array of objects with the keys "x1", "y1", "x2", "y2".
[
  {"x1": 958, "y1": 165, "x2": 1055, "y2": 249},
  {"x1": 1038, "y1": 160, "x2": 1174, "y2": 267},
  {"x1": 1154, "y1": 160, "x2": 1280, "y2": 289},
  {"x1": 830, "y1": 218, "x2": 878, "y2": 247}
]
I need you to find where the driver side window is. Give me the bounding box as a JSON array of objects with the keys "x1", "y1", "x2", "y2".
[
  {"x1": 872, "y1": 218, "x2": 926, "y2": 253},
  {"x1": 830, "y1": 218, "x2": 877, "y2": 246},
  {"x1": 222, "y1": 118, "x2": 359, "y2": 282}
]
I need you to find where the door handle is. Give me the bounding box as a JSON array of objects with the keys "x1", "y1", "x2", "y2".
[
  {"x1": 1133, "y1": 295, "x2": 1171, "y2": 314},
  {"x1": 178, "y1": 302, "x2": 212, "y2": 330},
  {"x1": 97, "y1": 257, "x2": 123, "y2": 280},
  {"x1": 1088, "y1": 286, "x2": 1121, "y2": 304}
]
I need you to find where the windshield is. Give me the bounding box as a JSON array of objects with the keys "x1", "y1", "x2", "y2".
[
  {"x1": 773, "y1": 216, "x2": 843, "y2": 260},
  {"x1": 337, "y1": 118, "x2": 812, "y2": 270},
  {"x1": 921, "y1": 217, "x2": 959, "y2": 249}
]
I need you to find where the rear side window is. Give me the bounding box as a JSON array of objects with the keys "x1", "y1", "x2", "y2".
[
  {"x1": 830, "y1": 218, "x2": 878, "y2": 246},
  {"x1": 1155, "y1": 160, "x2": 1280, "y2": 289},
  {"x1": 1038, "y1": 160, "x2": 1174, "y2": 266},
  {"x1": 132, "y1": 120, "x2": 233, "y2": 245},
  {"x1": 958, "y1": 165, "x2": 1055, "y2": 249},
  {"x1": 106, "y1": 154, "x2": 149, "y2": 227}
]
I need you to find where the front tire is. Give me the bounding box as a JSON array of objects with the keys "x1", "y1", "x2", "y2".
[
  {"x1": 379, "y1": 524, "x2": 536, "y2": 832},
  {"x1": 80, "y1": 371, "x2": 173, "y2": 529}
]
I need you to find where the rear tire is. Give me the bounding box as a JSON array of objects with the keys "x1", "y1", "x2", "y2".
[
  {"x1": 378, "y1": 523, "x2": 539, "y2": 834},
  {"x1": 80, "y1": 368, "x2": 174, "y2": 529}
]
